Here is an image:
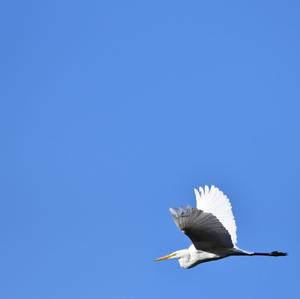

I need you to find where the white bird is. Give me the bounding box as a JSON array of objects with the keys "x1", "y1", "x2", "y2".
[{"x1": 156, "y1": 185, "x2": 287, "y2": 269}]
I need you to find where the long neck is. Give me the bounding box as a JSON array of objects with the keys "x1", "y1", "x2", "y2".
[
  {"x1": 175, "y1": 249, "x2": 190, "y2": 258},
  {"x1": 176, "y1": 249, "x2": 191, "y2": 269}
]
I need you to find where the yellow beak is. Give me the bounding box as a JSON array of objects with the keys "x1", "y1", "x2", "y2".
[{"x1": 155, "y1": 253, "x2": 176, "y2": 262}]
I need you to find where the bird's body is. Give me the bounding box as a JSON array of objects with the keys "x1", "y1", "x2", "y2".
[{"x1": 156, "y1": 185, "x2": 287, "y2": 269}]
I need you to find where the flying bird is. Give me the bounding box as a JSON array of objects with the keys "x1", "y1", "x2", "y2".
[{"x1": 156, "y1": 185, "x2": 287, "y2": 269}]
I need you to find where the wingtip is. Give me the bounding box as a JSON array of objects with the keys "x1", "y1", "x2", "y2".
[
  {"x1": 194, "y1": 188, "x2": 200, "y2": 202},
  {"x1": 169, "y1": 207, "x2": 177, "y2": 216},
  {"x1": 199, "y1": 186, "x2": 204, "y2": 196}
]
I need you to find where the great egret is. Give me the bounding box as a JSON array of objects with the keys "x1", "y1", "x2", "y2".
[{"x1": 156, "y1": 185, "x2": 287, "y2": 269}]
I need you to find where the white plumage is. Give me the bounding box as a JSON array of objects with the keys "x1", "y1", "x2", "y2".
[
  {"x1": 194, "y1": 185, "x2": 237, "y2": 246},
  {"x1": 156, "y1": 185, "x2": 287, "y2": 269}
]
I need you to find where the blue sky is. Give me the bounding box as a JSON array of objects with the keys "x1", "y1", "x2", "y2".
[{"x1": 1, "y1": 1, "x2": 299, "y2": 298}]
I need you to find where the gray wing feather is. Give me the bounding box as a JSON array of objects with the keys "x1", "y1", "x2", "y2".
[{"x1": 170, "y1": 206, "x2": 234, "y2": 251}]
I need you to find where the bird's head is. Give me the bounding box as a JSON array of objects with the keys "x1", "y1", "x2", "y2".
[{"x1": 155, "y1": 249, "x2": 188, "y2": 262}]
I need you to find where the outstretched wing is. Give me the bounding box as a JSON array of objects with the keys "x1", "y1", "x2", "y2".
[
  {"x1": 170, "y1": 206, "x2": 234, "y2": 251},
  {"x1": 194, "y1": 185, "x2": 237, "y2": 246}
]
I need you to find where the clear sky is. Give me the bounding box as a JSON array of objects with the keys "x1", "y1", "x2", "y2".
[{"x1": 1, "y1": 1, "x2": 299, "y2": 298}]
